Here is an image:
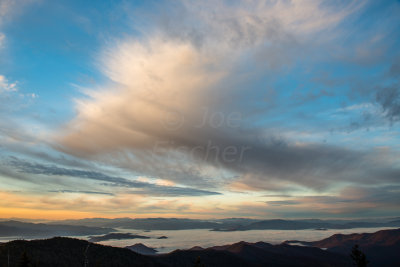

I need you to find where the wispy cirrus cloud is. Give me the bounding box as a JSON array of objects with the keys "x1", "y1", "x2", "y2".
[
  {"x1": 262, "y1": 185, "x2": 400, "y2": 217},
  {"x1": 0, "y1": 32, "x2": 4, "y2": 48},
  {"x1": 0, "y1": 74, "x2": 17, "y2": 92},
  {"x1": 0, "y1": 0, "x2": 36, "y2": 48},
  {"x1": 48, "y1": 190, "x2": 115, "y2": 196},
  {"x1": 7, "y1": 158, "x2": 221, "y2": 197}
]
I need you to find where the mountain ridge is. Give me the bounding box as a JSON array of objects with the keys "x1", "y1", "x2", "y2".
[
  {"x1": 46, "y1": 217, "x2": 400, "y2": 231},
  {"x1": 0, "y1": 228, "x2": 399, "y2": 266},
  {"x1": 0, "y1": 220, "x2": 114, "y2": 238}
]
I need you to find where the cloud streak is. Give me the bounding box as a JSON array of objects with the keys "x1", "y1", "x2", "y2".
[{"x1": 7, "y1": 158, "x2": 221, "y2": 197}]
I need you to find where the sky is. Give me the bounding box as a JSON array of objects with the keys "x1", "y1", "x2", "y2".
[{"x1": 0, "y1": 0, "x2": 399, "y2": 220}]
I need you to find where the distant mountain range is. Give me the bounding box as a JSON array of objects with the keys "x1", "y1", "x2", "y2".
[
  {"x1": 0, "y1": 228, "x2": 399, "y2": 266},
  {"x1": 0, "y1": 220, "x2": 113, "y2": 238},
  {"x1": 1, "y1": 218, "x2": 399, "y2": 240},
  {"x1": 222, "y1": 219, "x2": 400, "y2": 231},
  {"x1": 49, "y1": 217, "x2": 400, "y2": 231},
  {"x1": 49, "y1": 217, "x2": 233, "y2": 230}
]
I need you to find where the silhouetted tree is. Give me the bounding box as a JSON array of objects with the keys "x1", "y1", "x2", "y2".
[
  {"x1": 18, "y1": 251, "x2": 31, "y2": 267},
  {"x1": 350, "y1": 244, "x2": 368, "y2": 267},
  {"x1": 194, "y1": 256, "x2": 205, "y2": 267}
]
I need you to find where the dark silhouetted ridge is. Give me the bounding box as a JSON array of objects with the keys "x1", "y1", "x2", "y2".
[{"x1": 1, "y1": 228, "x2": 399, "y2": 266}]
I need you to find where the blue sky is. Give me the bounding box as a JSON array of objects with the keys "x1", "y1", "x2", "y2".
[{"x1": 0, "y1": 0, "x2": 399, "y2": 219}]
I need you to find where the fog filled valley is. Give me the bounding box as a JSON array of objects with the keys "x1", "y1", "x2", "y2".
[{"x1": 0, "y1": 221, "x2": 399, "y2": 266}]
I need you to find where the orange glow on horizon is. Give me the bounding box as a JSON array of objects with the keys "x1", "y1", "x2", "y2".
[{"x1": 0, "y1": 207, "x2": 237, "y2": 220}]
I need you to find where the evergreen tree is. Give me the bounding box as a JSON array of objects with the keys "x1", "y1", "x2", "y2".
[
  {"x1": 194, "y1": 256, "x2": 205, "y2": 267},
  {"x1": 18, "y1": 251, "x2": 31, "y2": 267},
  {"x1": 350, "y1": 244, "x2": 368, "y2": 267}
]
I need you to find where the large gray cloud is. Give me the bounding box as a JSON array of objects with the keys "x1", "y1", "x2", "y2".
[
  {"x1": 53, "y1": 0, "x2": 400, "y2": 194},
  {"x1": 149, "y1": 127, "x2": 400, "y2": 190}
]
